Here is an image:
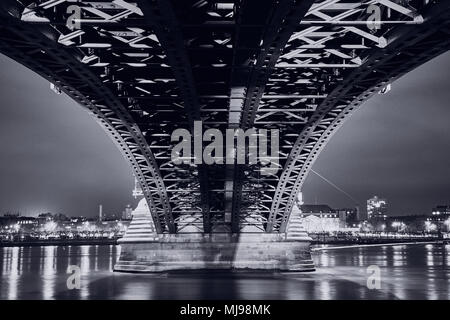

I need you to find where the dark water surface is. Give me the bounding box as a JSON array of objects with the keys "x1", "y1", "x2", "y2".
[{"x1": 1, "y1": 244, "x2": 449, "y2": 299}]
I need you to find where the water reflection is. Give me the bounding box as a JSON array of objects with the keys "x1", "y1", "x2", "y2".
[
  {"x1": 392, "y1": 246, "x2": 406, "y2": 267},
  {"x1": 42, "y1": 246, "x2": 56, "y2": 299},
  {"x1": 80, "y1": 246, "x2": 90, "y2": 299},
  {"x1": 0, "y1": 244, "x2": 449, "y2": 300},
  {"x1": 8, "y1": 247, "x2": 19, "y2": 299}
]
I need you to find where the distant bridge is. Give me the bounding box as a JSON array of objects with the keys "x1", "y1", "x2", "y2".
[{"x1": 0, "y1": 0, "x2": 448, "y2": 240}]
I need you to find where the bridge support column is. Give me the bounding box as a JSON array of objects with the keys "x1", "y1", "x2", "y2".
[{"x1": 114, "y1": 233, "x2": 314, "y2": 273}]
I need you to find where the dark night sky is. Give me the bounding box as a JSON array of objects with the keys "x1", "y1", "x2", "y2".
[
  {"x1": 0, "y1": 52, "x2": 449, "y2": 218},
  {"x1": 0, "y1": 54, "x2": 138, "y2": 217}
]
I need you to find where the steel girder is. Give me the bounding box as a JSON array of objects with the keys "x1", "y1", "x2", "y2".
[{"x1": 266, "y1": 0, "x2": 450, "y2": 232}]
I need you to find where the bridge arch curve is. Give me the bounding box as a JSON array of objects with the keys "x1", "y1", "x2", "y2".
[
  {"x1": 0, "y1": 5, "x2": 174, "y2": 232},
  {"x1": 267, "y1": 6, "x2": 450, "y2": 232}
]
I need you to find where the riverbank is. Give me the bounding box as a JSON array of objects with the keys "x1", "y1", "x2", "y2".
[
  {"x1": 0, "y1": 237, "x2": 444, "y2": 248},
  {"x1": 311, "y1": 240, "x2": 444, "y2": 251},
  {"x1": 311, "y1": 237, "x2": 440, "y2": 245},
  {"x1": 0, "y1": 239, "x2": 118, "y2": 247}
]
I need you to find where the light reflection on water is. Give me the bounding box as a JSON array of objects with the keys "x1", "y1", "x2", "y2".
[{"x1": 0, "y1": 244, "x2": 449, "y2": 300}]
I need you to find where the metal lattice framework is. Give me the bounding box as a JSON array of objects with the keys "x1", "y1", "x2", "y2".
[{"x1": 0, "y1": 0, "x2": 448, "y2": 234}]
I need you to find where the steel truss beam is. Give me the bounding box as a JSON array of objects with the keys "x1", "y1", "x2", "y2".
[
  {"x1": 266, "y1": 1, "x2": 450, "y2": 232},
  {"x1": 230, "y1": 0, "x2": 316, "y2": 232},
  {"x1": 136, "y1": 0, "x2": 211, "y2": 232},
  {"x1": 0, "y1": 1, "x2": 175, "y2": 233}
]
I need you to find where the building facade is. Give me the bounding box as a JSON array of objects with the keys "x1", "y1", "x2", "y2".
[
  {"x1": 367, "y1": 196, "x2": 388, "y2": 221},
  {"x1": 337, "y1": 207, "x2": 360, "y2": 227}
]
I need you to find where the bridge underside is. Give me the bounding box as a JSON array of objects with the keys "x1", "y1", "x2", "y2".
[{"x1": 0, "y1": 0, "x2": 449, "y2": 272}]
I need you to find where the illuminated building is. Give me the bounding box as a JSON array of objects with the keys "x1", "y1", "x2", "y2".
[
  {"x1": 0, "y1": 215, "x2": 37, "y2": 231},
  {"x1": 428, "y1": 206, "x2": 450, "y2": 232},
  {"x1": 300, "y1": 205, "x2": 338, "y2": 218},
  {"x1": 367, "y1": 196, "x2": 388, "y2": 221},
  {"x1": 298, "y1": 204, "x2": 340, "y2": 233}
]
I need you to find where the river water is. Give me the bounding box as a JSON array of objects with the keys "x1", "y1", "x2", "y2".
[{"x1": 0, "y1": 243, "x2": 449, "y2": 300}]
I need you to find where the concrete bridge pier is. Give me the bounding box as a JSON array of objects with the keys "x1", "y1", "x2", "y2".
[
  {"x1": 114, "y1": 233, "x2": 314, "y2": 273},
  {"x1": 114, "y1": 200, "x2": 314, "y2": 273}
]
